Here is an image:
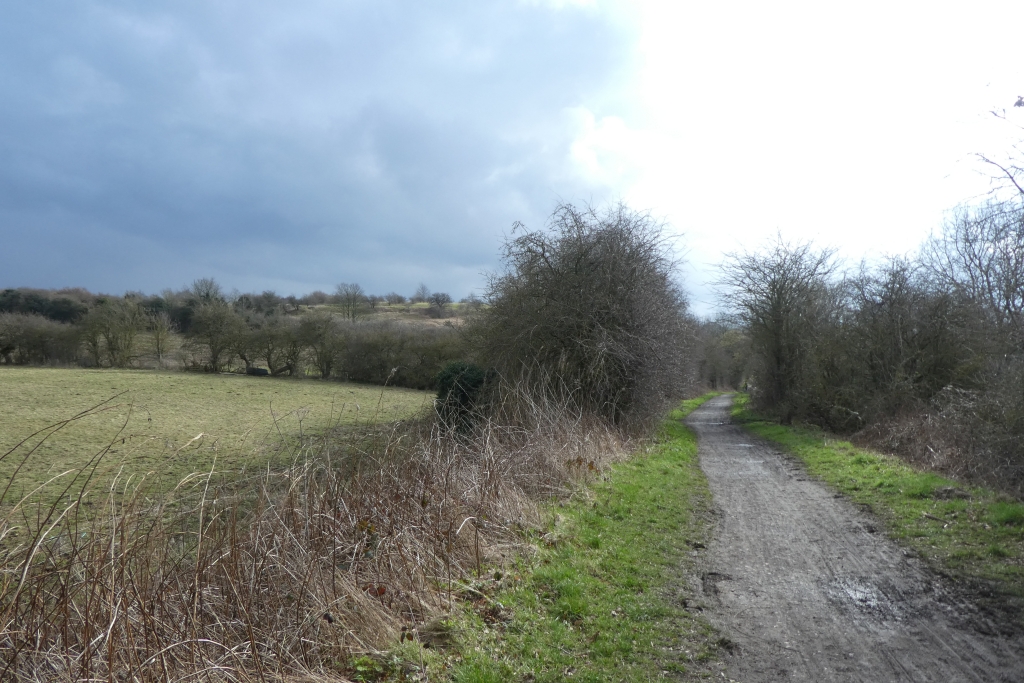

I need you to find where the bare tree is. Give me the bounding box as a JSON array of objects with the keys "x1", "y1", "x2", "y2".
[
  {"x1": 718, "y1": 235, "x2": 840, "y2": 422},
  {"x1": 81, "y1": 310, "x2": 104, "y2": 366},
  {"x1": 253, "y1": 316, "x2": 303, "y2": 376},
  {"x1": 427, "y1": 292, "x2": 453, "y2": 318},
  {"x1": 335, "y1": 283, "x2": 365, "y2": 322},
  {"x1": 299, "y1": 310, "x2": 343, "y2": 378},
  {"x1": 976, "y1": 99, "x2": 1024, "y2": 200},
  {"x1": 90, "y1": 298, "x2": 145, "y2": 368},
  {"x1": 924, "y1": 201, "x2": 1024, "y2": 347},
  {"x1": 412, "y1": 283, "x2": 430, "y2": 303},
  {"x1": 230, "y1": 319, "x2": 261, "y2": 372},
  {"x1": 149, "y1": 311, "x2": 175, "y2": 365},
  {"x1": 190, "y1": 277, "x2": 224, "y2": 304}
]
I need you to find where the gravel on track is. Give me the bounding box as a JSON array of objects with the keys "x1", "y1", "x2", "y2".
[{"x1": 686, "y1": 395, "x2": 1024, "y2": 682}]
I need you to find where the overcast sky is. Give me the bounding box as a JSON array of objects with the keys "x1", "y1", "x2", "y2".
[{"x1": 2, "y1": 1, "x2": 1022, "y2": 314}]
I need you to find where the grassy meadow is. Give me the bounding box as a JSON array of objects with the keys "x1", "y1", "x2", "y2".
[{"x1": 0, "y1": 367, "x2": 431, "y2": 504}]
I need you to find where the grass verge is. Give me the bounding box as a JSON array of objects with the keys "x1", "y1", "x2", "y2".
[
  {"x1": 425, "y1": 394, "x2": 724, "y2": 682},
  {"x1": 732, "y1": 394, "x2": 1024, "y2": 611}
]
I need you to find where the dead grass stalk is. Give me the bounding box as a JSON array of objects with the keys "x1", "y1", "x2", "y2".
[{"x1": 0, "y1": 386, "x2": 628, "y2": 681}]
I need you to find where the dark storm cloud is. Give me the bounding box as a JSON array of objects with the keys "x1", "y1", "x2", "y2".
[{"x1": 0, "y1": 1, "x2": 638, "y2": 297}]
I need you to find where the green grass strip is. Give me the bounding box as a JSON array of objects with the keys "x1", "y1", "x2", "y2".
[
  {"x1": 439, "y1": 394, "x2": 724, "y2": 682},
  {"x1": 732, "y1": 394, "x2": 1024, "y2": 607}
]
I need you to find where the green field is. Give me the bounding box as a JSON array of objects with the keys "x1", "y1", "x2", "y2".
[{"x1": 0, "y1": 367, "x2": 431, "y2": 503}]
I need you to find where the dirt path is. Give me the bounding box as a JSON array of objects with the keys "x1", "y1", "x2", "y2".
[{"x1": 686, "y1": 395, "x2": 1024, "y2": 682}]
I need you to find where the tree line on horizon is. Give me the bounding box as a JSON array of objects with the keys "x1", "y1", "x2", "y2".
[
  {"x1": 0, "y1": 280, "x2": 476, "y2": 389},
  {"x1": 0, "y1": 280, "x2": 470, "y2": 330}
]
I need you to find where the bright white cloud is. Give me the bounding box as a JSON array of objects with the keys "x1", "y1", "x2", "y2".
[
  {"x1": 560, "y1": 0, "x2": 1024, "y2": 313},
  {"x1": 567, "y1": 108, "x2": 648, "y2": 189}
]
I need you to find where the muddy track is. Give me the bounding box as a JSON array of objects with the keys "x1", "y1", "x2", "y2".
[{"x1": 686, "y1": 395, "x2": 1024, "y2": 682}]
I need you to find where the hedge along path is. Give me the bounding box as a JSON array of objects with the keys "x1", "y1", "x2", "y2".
[
  {"x1": 690, "y1": 394, "x2": 1024, "y2": 682},
  {"x1": 441, "y1": 395, "x2": 726, "y2": 683},
  {"x1": 0, "y1": 367, "x2": 431, "y2": 504}
]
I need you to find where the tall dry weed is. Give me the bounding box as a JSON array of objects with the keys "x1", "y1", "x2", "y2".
[{"x1": 0, "y1": 387, "x2": 628, "y2": 681}]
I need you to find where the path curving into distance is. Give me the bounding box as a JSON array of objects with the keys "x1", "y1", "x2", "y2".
[{"x1": 686, "y1": 394, "x2": 1024, "y2": 682}]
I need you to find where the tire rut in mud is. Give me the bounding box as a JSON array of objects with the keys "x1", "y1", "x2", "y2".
[{"x1": 686, "y1": 395, "x2": 1024, "y2": 682}]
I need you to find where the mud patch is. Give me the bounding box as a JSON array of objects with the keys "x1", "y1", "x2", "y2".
[
  {"x1": 701, "y1": 571, "x2": 732, "y2": 599},
  {"x1": 825, "y1": 577, "x2": 904, "y2": 621},
  {"x1": 686, "y1": 395, "x2": 1024, "y2": 682}
]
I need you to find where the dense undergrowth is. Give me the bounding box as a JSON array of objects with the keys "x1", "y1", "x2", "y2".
[
  {"x1": 710, "y1": 197, "x2": 1024, "y2": 499},
  {"x1": 732, "y1": 394, "x2": 1024, "y2": 620}
]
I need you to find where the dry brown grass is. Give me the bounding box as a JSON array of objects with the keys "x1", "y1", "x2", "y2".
[{"x1": 0, "y1": 387, "x2": 629, "y2": 681}]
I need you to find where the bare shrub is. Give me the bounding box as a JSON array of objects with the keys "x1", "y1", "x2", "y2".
[
  {"x1": 302, "y1": 290, "x2": 331, "y2": 306},
  {"x1": 0, "y1": 288, "x2": 90, "y2": 323},
  {"x1": 915, "y1": 368, "x2": 1024, "y2": 497},
  {"x1": 837, "y1": 257, "x2": 983, "y2": 426},
  {"x1": 0, "y1": 387, "x2": 627, "y2": 681},
  {"x1": 913, "y1": 201, "x2": 1024, "y2": 496},
  {"x1": 459, "y1": 293, "x2": 483, "y2": 313},
  {"x1": 473, "y1": 202, "x2": 696, "y2": 431},
  {"x1": 695, "y1": 318, "x2": 750, "y2": 390},
  {"x1": 853, "y1": 380, "x2": 1024, "y2": 499}
]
